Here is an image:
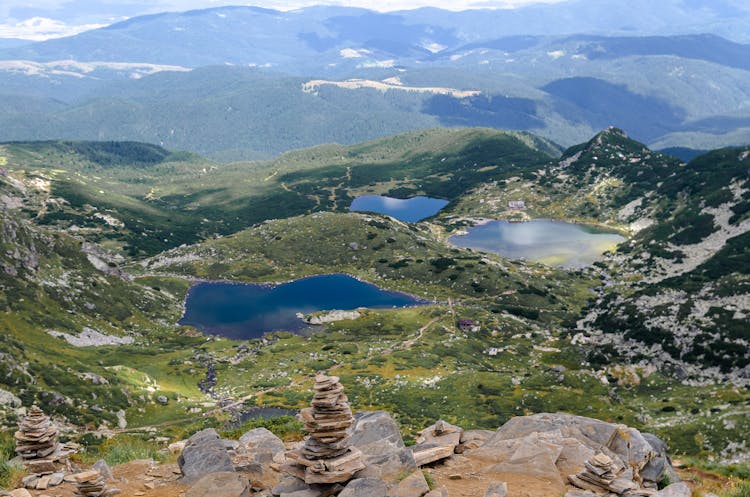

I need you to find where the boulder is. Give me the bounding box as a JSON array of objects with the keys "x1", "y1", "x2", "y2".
[
  {"x1": 608, "y1": 427, "x2": 655, "y2": 472},
  {"x1": 0, "y1": 388, "x2": 21, "y2": 408},
  {"x1": 486, "y1": 413, "x2": 618, "y2": 449},
  {"x1": 412, "y1": 421, "x2": 462, "y2": 466},
  {"x1": 388, "y1": 471, "x2": 429, "y2": 497},
  {"x1": 238, "y1": 428, "x2": 286, "y2": 463},
  {"x1": 93, "y1": 459, "x2": 115, "y2": 482},
  {"x1": 456, "y1": 430, "x2": 493, "y2": 454},
  {"x1": 9, "y1": 489, "x2": 33, "y2": 497},
  {"x1": 655, "y1": 482, "x2": 692, "y2": 497},
  {"x1": 339, "y1": 478, "x2": 388, "y2": 497},
  {"x1": 186, "y1": 472, "x2": 250, "y2": 497},
  {"x1": 424, "y1": 488, "x2": 449, "y2": 497},
  {"x1": 484, "y1": 481, "x2": 507, "y2": 497},
  {"x1": 350, "y1": 411, "x2": 416, "y2": 481},
  {"x1": 178, "y1": 428, "x2": 235, "y2": 483},
  {"x1": 641, "y1": 433, "x2": 678, "y2": 485},
  {"x1": 271, "y1": 475, "x2": 309, "y2": 496}
]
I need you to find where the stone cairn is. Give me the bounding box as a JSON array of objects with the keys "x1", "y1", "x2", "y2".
[
  {"x1": 283, "y1": 374, "x2": 365, "y2": 484},
  {"x1": 73, "y1": 470, "x2": 111, "y2": 497},
  {"x1": 15, "y1": 406, "x2": 59, "y2": 469},
  {"x1": 568, "y1": 452, "x2": 656, "y2": 497}
]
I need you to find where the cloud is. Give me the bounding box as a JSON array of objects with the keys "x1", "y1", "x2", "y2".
[{"x1": 0, "y1": 16, "x2": 107, "y2": 40}]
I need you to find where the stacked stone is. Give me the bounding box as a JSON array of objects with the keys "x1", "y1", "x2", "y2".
[
  {"x1": 300, "y1": 374, "x2": 356, "y2": 459},
  {"x1": 568, "y1": 453, "x2": 655, "y2": 496},
  {"x1": 73, "y1": 470, "x2": 107, "y2": 497},
  {"x1": 283, "y1": 374, "x2": 365, "y2": 484},
  {"x1": 15, "y1": 406, "x2": 59, "y2": 462}
]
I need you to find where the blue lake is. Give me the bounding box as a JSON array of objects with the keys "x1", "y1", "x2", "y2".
[
  {"x1": 179, "y1": 274, "x2": 426, "y2": 339},
  {"x1": 448, "y1": 220, "x2": 626, "y2": 268},
  {"x1": 349, "y1": 195, "x2": 449, "y2": 222}
]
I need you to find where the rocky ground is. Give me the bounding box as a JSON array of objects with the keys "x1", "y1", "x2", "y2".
[{"x1": 6, "y1": 410, "x2": 709, "y2": 497}]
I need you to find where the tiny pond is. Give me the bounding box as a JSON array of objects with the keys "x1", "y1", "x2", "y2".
[{"x1": 349, "y1": 195, "x2": 448, "y2": 222}]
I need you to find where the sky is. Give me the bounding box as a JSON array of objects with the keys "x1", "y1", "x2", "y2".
[{"x1": 0, "y1": 0, "x2": 567, "y2": 40}]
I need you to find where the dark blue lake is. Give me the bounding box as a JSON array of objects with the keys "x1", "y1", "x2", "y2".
[
  {"x1": 179, "y1": 274, "x2": 426, "y2": 339},
  {"x1": 448, "y1": 220, "x2": 625, "y2": 268},
  {"x1": 349, "y1": 195, "x2": 448, "y2": 222}
]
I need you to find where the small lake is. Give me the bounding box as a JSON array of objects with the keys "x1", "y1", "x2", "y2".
[
  {"x1": 179, "y1": 274, "x2": 426, "y2": 339},
  {"x1": 349, "y1": 195, "x2": 448, "y2": 222},
  {"x1": 448, "y1": 220, "x2": 625, "y2": 268}
]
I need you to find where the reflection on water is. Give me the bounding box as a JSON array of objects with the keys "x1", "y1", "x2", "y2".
[
  {"x1": 349, "y1": 195, "x2": 448, "y2": 222},
  {"x1": 179, "y1": 274, "x2": 427, "y2": 339},
  {"x1": 449, "y1": 220, "x2": 625, "y2": 268}
]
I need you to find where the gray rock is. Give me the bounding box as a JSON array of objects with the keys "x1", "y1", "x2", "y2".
[
  {"x1": 0, "y1": 388, "x2": 21, "y2": 408},
  {"x1": 281, "y1": 490, "x2": 321, "y2": 497},
  {"x1": 641, "y1": 433, "x2": 667, "y2": 483},
  {"x1": 185, "y1": 472, "x2": 250, "y2": 497},
  {"x1": 487, "y1": 413, "x2": 618, "y2": 449},
  {"x1": 272, "y1": 475, "x2": 309, "y2": 496},
  {"x1": 21, "y1": 475, "x2": 39, "y2": 489},
  {"x1": 564, "y1": 491, "x2": 600, "y2": 497},
  {"x1": 388, "y1": 471, "x2": 429, "y2": 497},
  {"x1": 456, "y1": 429, "x2": 494, "y2": 454},
  {"x1": 423, "y1": 488, "x2": 449, "y2": 497},
  {"x1": 351, "y1": 412, "x2": 406, "y2": 453},
  {"x1": 339, "y1": 478, "x2": 388, "y2": 497},
  {"x1": 178, "y1": 428, "x2": 235, "y2": 483},
  {"x1": 157, "y1": 395, "x2": 169, "y2": 405},
  {"x1": 655, "y1": 482, "x2": 692, "y2": 497},
  {"x1": 484, "y1": 481, "x2": 507, "y2": 497},
  {"x1": 48, "y1": 473, "x2": 65, "y2": 486},
  {"x1": 238, "y1": 427, "x2": 286, "y2": 463},
  {"x1": 351, "y1": 412, "x2": 416, "y2": 481},
  {"x1": 93, "y1": 460, "x2": 115, "y2": 482},
  {"x1": 608, "y1": 427, "x2": 655, "y2": 472}
]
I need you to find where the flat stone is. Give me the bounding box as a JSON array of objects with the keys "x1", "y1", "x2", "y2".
[
  {"x1": 339, "y1": 478, "x2": 388, "y2": 497},
  {"x1": 24, "y1": 459, "x2": 56, "y2": 474},
  {"x1": 9, "y1": 490, "x2": 33, "y2": 497},
  {"x1": 271, "y1": 475, "x2": 309, "y2": 496},
  {"x1": 73, "y1": 470, "x2": 101, "y2": 482},
  {"x1": 412, "y1": 443, "x2": 456, "y2": 466},
  {"x1": 185, "y1": 472, "x2": 250, "y2": 497},
  {"x1": 281, "y1": 490, "x2": 322, "y2": 497}
]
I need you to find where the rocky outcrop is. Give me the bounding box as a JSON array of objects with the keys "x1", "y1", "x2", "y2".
[
  {"x1": 283, "y1": 374, "x2": 365, "y2": 484},
  {"x1": 459, "y1": 413, "x2": 678, "y2": 497},
  {"x1": 305, "y1": 310, "x2": 362, "y2": 325},
  {"x1": 48, "y1": 328, "x2": 134, "y2": 347}
]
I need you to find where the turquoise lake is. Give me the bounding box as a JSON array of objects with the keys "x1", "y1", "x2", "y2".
[
  {"x1": 349, "y1": 195, "x2": 449, "y2": 222},
  {"x1": 448, "y1": 220, "x2": 625, "y2": 268},
  {"x1": 179, "y1": 274, "x2": 426, "y2": 339}
]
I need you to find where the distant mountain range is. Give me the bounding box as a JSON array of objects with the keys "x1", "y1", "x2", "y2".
[{"x1": 0, "y1": 2, "x2": 748, "y2": 159}]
